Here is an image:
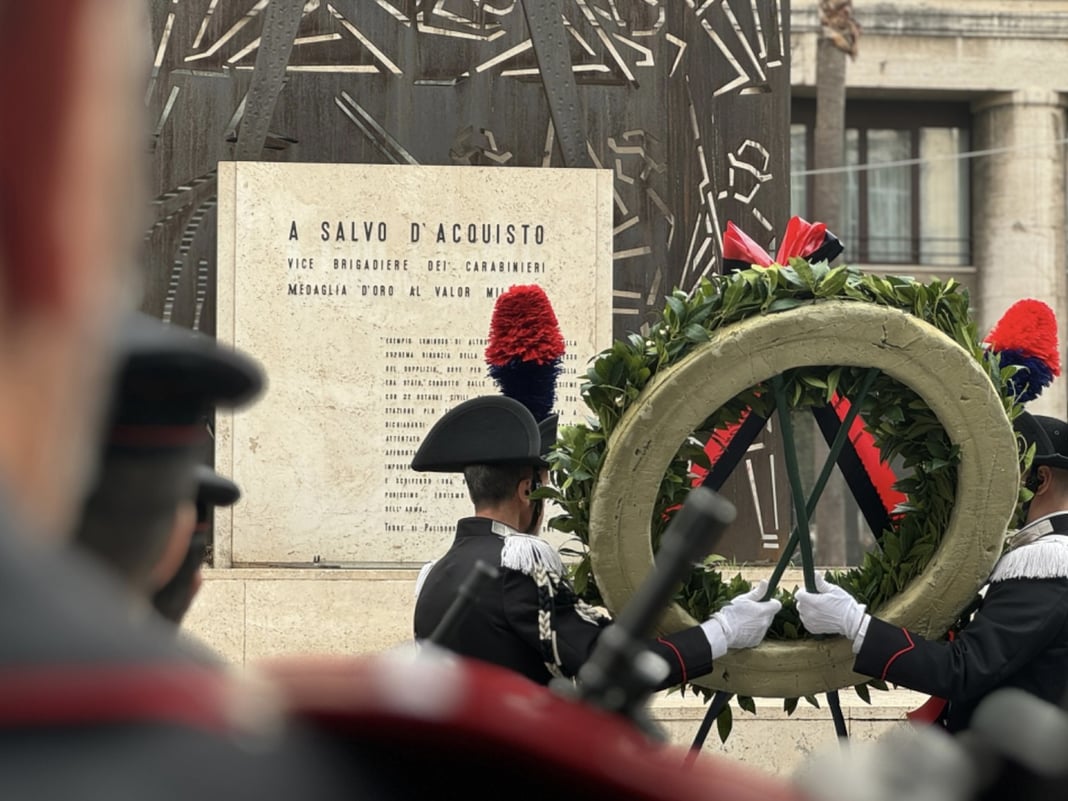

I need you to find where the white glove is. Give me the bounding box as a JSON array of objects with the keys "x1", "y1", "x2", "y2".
[
  {"x1": 701, "y1": 580, "x2": 782, "y2": 660},
  {"x1": 796, "y1": 575, "x2": 867, "y2": 641}
]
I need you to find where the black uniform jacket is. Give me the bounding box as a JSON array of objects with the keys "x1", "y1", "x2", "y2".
[
  {"x1": 413, "y1": 516, "x2": 715, "y2": 687},
  {"x1": 854, "y1": 524, "x2": 1068, "y2": 732}
]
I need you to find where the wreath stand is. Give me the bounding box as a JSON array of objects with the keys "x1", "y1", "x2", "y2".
[
  {"x1": 580, "y1": 301, "x2": 1020, "y2": 753},
  {"x1": 688, "y1": 370, "x2": 880, "y2": 750}
]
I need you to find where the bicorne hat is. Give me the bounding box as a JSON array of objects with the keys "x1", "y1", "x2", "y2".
[{"x1": 411, "y1": 396, "x2": 547, "y2": 473}]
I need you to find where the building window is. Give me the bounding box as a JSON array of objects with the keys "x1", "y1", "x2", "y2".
[{"x1": 791, "y1": 100, "x2": 971, "y2": 267}]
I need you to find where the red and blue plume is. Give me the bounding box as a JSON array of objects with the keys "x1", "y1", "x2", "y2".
[
  {"x1": 984, "y1": 299, "x2": 1061, "y2": 403},
  {"x1": 485, "y1": 285, "x2": 565, "y2": 422}
]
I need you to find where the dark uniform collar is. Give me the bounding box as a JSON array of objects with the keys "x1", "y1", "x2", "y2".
[{"x1": 455, "y1": 517, "x2": 520, "y2": 541}]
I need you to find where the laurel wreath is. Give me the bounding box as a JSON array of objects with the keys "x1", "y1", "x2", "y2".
[{"x1": 541, "y1": 261, "x2": 1028, "y2": 726}]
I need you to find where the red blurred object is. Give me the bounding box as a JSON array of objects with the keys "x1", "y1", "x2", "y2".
[
  {"x1": 264, "y1": 649, "x2": 802, "y2": 801},
  {"x1": 906, "y1": 695, "x2": 948, "y2": 725},
  {"x1": 0, "y1": 2, "x2": 84, "y2": 306},
  {"x1": 0, "y1": 649, "x2": 803, "y2": 799},
  {"x1": 0, "y1": 664, "x2": 231, "y2": 731}
]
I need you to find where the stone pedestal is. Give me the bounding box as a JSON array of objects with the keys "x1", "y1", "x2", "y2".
[
  {"x1": 973, "y1": 89, "x2": 1068, "y2": 417},
  {"x1": 183, "y1": 567, "x2": 418, "y2": 662}
]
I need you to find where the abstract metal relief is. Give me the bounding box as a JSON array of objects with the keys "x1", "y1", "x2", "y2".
[{"x1": 146, "y1": 0, "x2": 789, "y2": 334}]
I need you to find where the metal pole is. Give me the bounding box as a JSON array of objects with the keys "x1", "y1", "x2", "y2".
[
  {"x1": 771, "y1": 375, "x2": 817, "y2": 592},
  {"x1": 763, "y1": 368, "x2": 880, "y2": 599},
  {"x1": 688, "y1": 689, "x2": 734, "y2": 758},
  {"x1": 827, "y1": 690, "x2": 849, "y2": 738}
]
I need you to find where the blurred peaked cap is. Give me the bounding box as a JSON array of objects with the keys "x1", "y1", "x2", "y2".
[
  {"x1": 1016, "y1": 412, "x2": 1068, "y2": 471},
  {"x1": 411, "y1": 396, "x2": 546, "y2": 473},
  {"x1": 118, "y1": 313, "x2": 264, "y2": 410},
  {"x1": 195, "y1": 464, "x2": 241, "y2": 509},
  {"x1": 106, "y1": 313, "x2": 265, "y2": 452}
]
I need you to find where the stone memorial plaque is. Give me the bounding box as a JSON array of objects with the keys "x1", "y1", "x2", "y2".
[{"x1": 216, "y1": 162, "x2": 612, "y2": 565}]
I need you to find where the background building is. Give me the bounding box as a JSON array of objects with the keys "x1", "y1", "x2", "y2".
[
  {"x1": 790, "y1": 1, "x2": 1068, "y2": 570},
  {"x1": 792, "y1": 0, "x2": 1068, "y2": 420}
]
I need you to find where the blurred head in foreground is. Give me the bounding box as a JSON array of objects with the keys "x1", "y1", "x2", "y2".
[
  {"x1": 73, "y1": 312, "x2": 261, "y2": 599},
  {"x1": 0, "y1": 1, "x2": 149, "y2": 538}
]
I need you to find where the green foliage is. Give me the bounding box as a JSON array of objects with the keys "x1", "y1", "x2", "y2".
[
  {"x1": 543, "y1": 262, "x2": 1028, "y2": 702},
  {"x1": 716, "y1": 703, "x2": 733, "y2": 743}
]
